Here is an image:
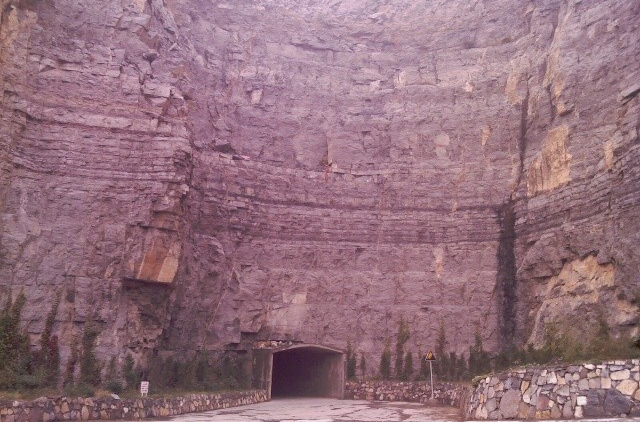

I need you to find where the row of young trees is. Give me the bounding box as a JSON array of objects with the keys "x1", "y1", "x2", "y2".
[
  {"x1": 0, "y1": 291, "x2": 107, "y2": 395},
  {"x1": 101, "y1": 351, "x2": 248, "y2": 395},
  {"x1": 346, "y1": 316, "x2": 638, "y2": 383},
  {"x1": 345, "y1": 318, "x2": 490, "y2": 382},
  {"x1": 372, "y1": 319, "x2": 491, "y2": 382},
  {"x1": 144, "y1": 352, "x2": 248, "y2": 392},
  {"x1": 5, "y1": 292, "x2": 637, "y2": 392},
  {"x1": 0, "y1": 292, "x2": 62, "y2": 390},
  {"x1": 0, "y1": 292, "x2": 248, "y2": 395}
]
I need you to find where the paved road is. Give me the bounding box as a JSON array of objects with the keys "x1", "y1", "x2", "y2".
[
  {"x1": 161, "y1": 398, "x2": 640, "y2": 422},
  {"x1": 166, "y1": 398, "x2": 461, "y2": 422},
  {"x1": 162, "y1": 398, "x2": 640, "y2": 422}
]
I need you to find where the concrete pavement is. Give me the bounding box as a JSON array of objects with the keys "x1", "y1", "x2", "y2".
[{"x1": 165, "y1": 398, "x2": 461, "y2": 422}]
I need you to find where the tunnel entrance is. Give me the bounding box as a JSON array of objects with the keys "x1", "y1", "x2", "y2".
[{"x1": 252, "y1": 344, "x2": 345, "y2": 399}]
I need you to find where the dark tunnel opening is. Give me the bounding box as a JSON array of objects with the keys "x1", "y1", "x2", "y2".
[{"x1": 271, "y1": 347, "x2": 345, "y2": 398}]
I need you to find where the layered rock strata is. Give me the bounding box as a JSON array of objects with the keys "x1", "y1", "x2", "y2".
[{"x1": 0, "y1": 0, "x2": 638, "y2": 373}]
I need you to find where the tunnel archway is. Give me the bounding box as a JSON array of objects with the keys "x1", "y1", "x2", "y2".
[{"x1": 253, "y1": 344, "x2": 345, "y2": 399}]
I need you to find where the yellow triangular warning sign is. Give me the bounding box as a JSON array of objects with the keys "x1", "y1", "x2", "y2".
[{"x1": 425, "y1": 350, "x2": 436, "y2": 361}]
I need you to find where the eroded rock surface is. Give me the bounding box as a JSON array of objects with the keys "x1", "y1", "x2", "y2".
[{"x1": 0, "y1": 0, "x2": 638, "y2": 370}]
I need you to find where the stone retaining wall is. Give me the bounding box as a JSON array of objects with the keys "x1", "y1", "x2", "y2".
[
  {"x1": 0, "y1": 390, "x2": 268, "y2": 422},
  {"x1": 345, "y1": 380, "x2": 471, "y2": 408},
  {"x1": 467, "y1": 360, "x2": 640, "y2": 419}
]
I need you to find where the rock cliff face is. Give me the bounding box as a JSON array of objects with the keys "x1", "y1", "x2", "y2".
[{"x1": 0, "y1": 0, "x2": 638, "y2": 371}]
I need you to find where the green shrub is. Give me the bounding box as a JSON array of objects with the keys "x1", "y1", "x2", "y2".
[
  {"x1": 105, "y1": 380, "x2": 123, "y2": 394},
  {"x1": 146, "y1": 353, "x2": 167, "y2": 391},
  {"x1": 64, "y1": 382, "x2": 95, "y2": 398},
  {"x1": 530, "y1": 316, "x2": 639, "y2": 364},
  {"x1": 63, "y1": 338, "x2": 79, "y2": 387},
  {"x1": 177, "y1": 355, "x2": 197, "y2": 389},
  {"x1": 402, "y1": 351, "x2": 413, "y2": 381},
  {"x1": 123, "y1": 354, "x2": 141, "y2": 390},
  {"x1": 346, "y1": 342, "x2": 357, "y2": 380},
  {"x1": 0, "y1": 292, "x2": 33, "y2": 389},
  {"x1": 448, "y1": 351, "x2": 468, "y2": 381},
  {"x1": 416, "y1": 349, "x2": 429, "y2": 381},
  {"x1": 37, "y1": 292, "x2": 61, "y2": 388},
  {"x1": 468, "y1": 329, "x2": 490, "y2": 376},
  {"x1": 78, "y1": 322, "x2": 101, "y2": 386},
  {"x1": 135, "y1": 351, "x2": 249, "y2": 393},
  {"x1": 214, "y1": 352, "x2": 248, "y2": 390},
  {"x1": 395, "y1": 318, "x2": 410, "y2": 379},
  {"x1": 379, "y1": 340, "x2": 391, "y2": 380},
  {"x1": 103, "y1": 356, "x2": 123, "y2": 394},
  {"x1": 359, "y1": 352, "x2": 366, "y2": 379}
]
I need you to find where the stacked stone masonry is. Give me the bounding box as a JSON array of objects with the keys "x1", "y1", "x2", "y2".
[
  {"x1": 0, "y1": 391, "x2": 267, "y2": 422},
  {"x1": 345, "y1": 381, "x2": 470, "y2": 408},
  {"x1": 467, "y1": 360, "x2": 640, "y2": 420}
]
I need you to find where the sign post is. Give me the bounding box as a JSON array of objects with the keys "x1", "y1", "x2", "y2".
[
  {"x1": 140, "y1": 381, "x2": 149, "y2": 397},
  {"x1": 425, "y1": 350, "x2": 436, "y2": 400}
]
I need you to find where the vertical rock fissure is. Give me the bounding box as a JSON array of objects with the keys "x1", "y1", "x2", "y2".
[
  {"x1": 516, "y1": 78, "x2": 530, "y2": 188},
  {"x1": 496, "y1": 201, "x2": 517, "y2": 351},
  {"x1": 496, "y1": 79, "x2": 529, "y2": 350}
]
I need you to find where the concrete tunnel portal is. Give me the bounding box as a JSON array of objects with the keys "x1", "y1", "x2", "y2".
[{"x1": 252, "y1": 344, "x2": 345, "y2": 399}]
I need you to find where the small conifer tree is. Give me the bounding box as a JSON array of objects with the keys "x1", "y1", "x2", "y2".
[
  {"x1": 0, "y1": 292, "x2": 32, "y2": 389},
  {"x1": 379, "y1": 340, "x2": 391, "y2": 380},
  {"x1": 395, "y1": 318, "x2": 410, "y2": 379},
  {"x1": 346, "y1": 341, "x2": 357, "y2": 379},
  {"x1": 468, "y1": 328, "x2": 490, "y2": 376},
  {"x1": 123, "y1": 354, "x2": 140, "y2": 390},
  {"x1": 402, "y1": 351, "x2": 414, "y2": 381},
  {"x1": 38, "y1": 291, "x2": 61, "y2": 387},
  {"x1": 417, "y1": 348, "x2": 429, "y2": 381},
  {"x1": 79, "y1": 321, "x2": 101, "y2": 386}
]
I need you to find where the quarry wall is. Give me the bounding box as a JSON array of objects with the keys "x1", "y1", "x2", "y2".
[{"x1": 0, "y1": 0, "x2": 638, "y2": 374}]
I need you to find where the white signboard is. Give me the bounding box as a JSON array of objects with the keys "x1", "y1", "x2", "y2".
[{"x1": 140, "y1": 381, "x2": 149, "y2": 397}]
